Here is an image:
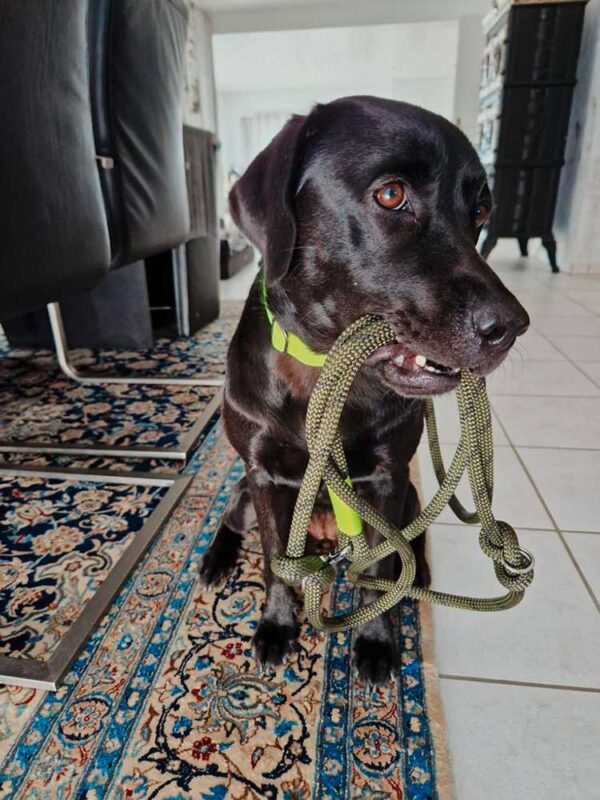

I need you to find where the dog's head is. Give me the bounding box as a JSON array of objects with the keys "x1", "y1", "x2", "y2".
[{"x1": 230, "y1": 96, "x2": 529, "y2": 396}]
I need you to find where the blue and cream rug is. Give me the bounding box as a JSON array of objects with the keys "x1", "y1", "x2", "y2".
[
  {"x1": 0, "y1": 307, "x2": 453, "y2": 799},
  {"x1": 0, "y1": 472, "x2": 167, "y2": 662},
  {"x1": 0, "y1": 305, "x2": 240, "y2": 453}
]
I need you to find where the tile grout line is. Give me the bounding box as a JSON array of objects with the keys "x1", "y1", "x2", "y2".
[
  {"x1": 505, "y1": 354, "x2": 582, "y2": 361},
  {"x1": 440, "y1": 442, "x2": 600, "y2": 453},
  {"x1": 429, "y1": 517, "x2": 580, "y2": 536},
  {"x1": 512, "y1": 267, "x2": 600, "y2": 318},
  {"x1": 438, "y1": 673, "x2": 600, "y2": 694},
  {"x1": 499, "y1": 267, "x2": 600, "y2": 391},
  {"x1": 533, "y1": 327, "x2": 600, "y2": 390},
  {"x1": 429, "y1": 520, "x2": 600, "y2": 535},
  {"x1": 488, "y1": 392, "x2": 600, "y2": 398},
  {"x1": 534, "y1": 329, "x2": 600, "y2": 338},
  {"x1": 520, "y1": 279, "x2": 600, "y2": 380},
  {"x1": 541, "y1": 278, "x2": 600, "y2": 319},
  {"x1": 461, "y1": 265, "x2": 600, "y2": 620},
  {"x1": 496, "y1": 279, "x2": 600, "y2": 606},
  {"x1": 505, "y1": 264, "x2": 600, "y2": 332},
  {"x1": 533, "y1": 328, "x2": 600, "y2": 338},
  {"x1": 570, "y1": 362, "x2": 600, "y2": 391},
  {"x1": 492, "y1": 412, "x2": 600, "y2": 614}
]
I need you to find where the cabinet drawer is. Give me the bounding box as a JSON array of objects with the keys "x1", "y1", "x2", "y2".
[
  {"x1": 497, "y1": 85, "x2": 575, "y2": 164},
  {"x1": 506, "y1": 3, "x2": 586, "y2": 85}
]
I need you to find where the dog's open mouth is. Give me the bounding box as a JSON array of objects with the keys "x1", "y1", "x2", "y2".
[
  {"x1": 366, "y1": 340, "x2": 461, "y2": 394},
  {"x1": 367, "y1": 341, "x2": 460, "y2": 375}
]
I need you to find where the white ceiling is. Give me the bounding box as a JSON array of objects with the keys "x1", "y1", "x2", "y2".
[
  {"x1": 201, "y1": 0, "x2": 491, "y2": 34},
  {"x1": 199, "y1": 0, "x2": 328, "y2": 8}
]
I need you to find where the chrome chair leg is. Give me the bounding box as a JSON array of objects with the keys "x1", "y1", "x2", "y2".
[
  {"x1": 47, "y1": 302, "x2": 224, "y2": 387},
  {"x1": 0, "y1": 305, "x2": 223, "y2": 461}
]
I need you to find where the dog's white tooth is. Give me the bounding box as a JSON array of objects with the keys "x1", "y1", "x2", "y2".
[
  {"x1": 393, "y1": 354, "x2": 405, "y2": 366},
  {"x1": 415, "y1": 354, "x2": 427, "y2": 367}
]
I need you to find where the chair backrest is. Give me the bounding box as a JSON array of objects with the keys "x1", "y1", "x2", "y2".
[
  {"x1": 0, "y1": 0, "x2": 191, "y2": 322},
  {"x1": 90, "y1": 0, "x2": 190, "y2": 269},
  {"x1": 0, "y1": 0, "x2": 111, "y2": 321}
]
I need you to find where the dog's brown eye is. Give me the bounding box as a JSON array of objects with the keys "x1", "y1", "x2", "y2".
[
  {"x1": 374, "y1": 182, "x2": 406, "y2": 210},
  {"x1": 474, "y1": 204, "x2": 490, "y2": 227}
]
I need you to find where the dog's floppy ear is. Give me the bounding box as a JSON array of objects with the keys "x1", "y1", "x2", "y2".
[{"x1": 229, "y1": 114, "x2": 307, "y2": 287}]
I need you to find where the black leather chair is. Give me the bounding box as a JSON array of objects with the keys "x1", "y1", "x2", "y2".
[
  {"x1": 0, "y1": 0, "x2": 193, "y2": 322},
  {"x1": 88, "y1": 0, "x2": 191, "y2": 271},
  {"x1": 0, "y1": 2, "x2": 223, "y2": 691},
  {"x1": 0, "y1": 0, "x2": 109, "y2": 320},
  {"x1": 0, "y1": 0, "x2": 222, "y2": 462}
]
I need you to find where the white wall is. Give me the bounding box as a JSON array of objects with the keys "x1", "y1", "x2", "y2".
[
  {"x1": 214, "y1": 21, "x2": 459, "y2": 175},
  {"x1": 452, "y1": 15, "x2": 485, "y2": 145},
  {"x1": 555, "y1": 0, "x2": 600, "y2": 274},
  {"x1": 184, "y1": 2, "x2": 217, "y2": 132}
]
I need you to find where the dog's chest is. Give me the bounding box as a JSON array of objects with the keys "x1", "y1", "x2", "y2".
[{"x1": 256, "y1": 401, "x2": 413, "y2": 486}]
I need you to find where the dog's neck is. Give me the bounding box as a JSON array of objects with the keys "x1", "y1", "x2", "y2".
[
  {"x1": 260, "y1": 285, "x2": 327, "y2": 401},
  {"x1": 264, "y1": 280, "x2": 341, "y2": 356},
  {"x1": 274, "y1": 351, "x2": 321, "y2": 402}
]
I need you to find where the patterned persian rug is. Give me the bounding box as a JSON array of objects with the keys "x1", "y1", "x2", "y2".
[
  {"x1": 0, "y1": 473, "x2": 166, "y2": 662},
  {"x1": 0, "y1": 306, "x2": 453, "y2": 799},
  {"x1": 0, "y1": 305, "x2": 240, "y2": 452}
]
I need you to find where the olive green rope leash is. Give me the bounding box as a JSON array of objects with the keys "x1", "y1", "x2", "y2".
[{"x1": 270, "y1": 314, "x2": 535, "y2": 633}]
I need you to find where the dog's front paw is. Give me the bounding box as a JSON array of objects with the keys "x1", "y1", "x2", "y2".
[
  {"x1": 198, "y1": 526, "x2": 242, "y2": 586},
  {"x1": 252, "y1": 620, "x2": 297, "y2": 668},
  {"x1": 353, "y1": 635, "x2": 398, "y2": 684}
]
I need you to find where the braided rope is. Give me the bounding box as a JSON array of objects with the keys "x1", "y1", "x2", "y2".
[{"x1": 271, "y1": 315, "x2": 534, "y2": 632}]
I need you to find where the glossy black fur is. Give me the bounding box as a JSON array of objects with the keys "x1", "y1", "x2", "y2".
[{"x1": 199, "y1": 97, "x2": 529, "y2": 683}]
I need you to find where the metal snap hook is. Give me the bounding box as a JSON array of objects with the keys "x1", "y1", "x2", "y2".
[{"x1": 320, "y1": 543, "x2": 352, "y2": 566}]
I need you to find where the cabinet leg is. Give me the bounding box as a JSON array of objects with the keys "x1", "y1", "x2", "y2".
[
  {"x1": 480, "y1": 231, "x2": 498, "y2": 260},
  {"x1": 542, "y1": 233, "x2": 559, "y2": 273},
  {"x1": 518, "y1": 237, "x2": 529, "y2": 257}
]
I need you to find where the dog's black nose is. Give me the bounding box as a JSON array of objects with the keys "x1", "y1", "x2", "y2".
[{"x1": 473, "y1": 307, "x2": 529, "y2": 349}]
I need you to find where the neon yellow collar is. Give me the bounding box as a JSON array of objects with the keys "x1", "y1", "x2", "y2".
[
  {"x1": 259, "y1": 273, "x2": 327, "y2": 368},
  {"x1": 259, "y1": 272, "x2": 362, "y2": 536}
]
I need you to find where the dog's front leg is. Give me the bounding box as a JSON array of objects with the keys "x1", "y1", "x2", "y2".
[
  {"x1": 353, "y1": 477, "x2": 414, "y2": 684},
  {"x1": 246, "y1": 469, "x2": 299, "y2": 668},
  {"x1": 353, "y1": 536, "x2": 399, "y2": 684}
]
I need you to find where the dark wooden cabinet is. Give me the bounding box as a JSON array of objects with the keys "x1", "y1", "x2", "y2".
[{"x1": 477, "y1": 0, "x2": 588, "y2": 271}]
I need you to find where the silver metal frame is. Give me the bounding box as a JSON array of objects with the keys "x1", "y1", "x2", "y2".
[
  {"x1": 173, "y1": 244, "x2": 191, "y2": 338},
  {"x1": 47, "y1": 302, "x2": 223, "y2": 387},
  {"x1": 0, "y1": 465, "x2": 192, "y2": 690},
  {"x1": 1, "y1": 300, "x2": 224, "y2": 460}
]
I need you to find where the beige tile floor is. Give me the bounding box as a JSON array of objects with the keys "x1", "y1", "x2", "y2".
[
  {"x1": 222, "y1": 248, "x2": 600, "y2": 799},
  {"x1": 419, "y1": 246, "x2": 600, "y2": 800},
  {"x1": 219, "y1": 256, "x2": 259, "y2": 301}
]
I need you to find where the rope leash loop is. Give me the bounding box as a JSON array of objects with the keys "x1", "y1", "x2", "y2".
[{"x1": 270, "y1": 315, "x2": 535, "y2": 632}]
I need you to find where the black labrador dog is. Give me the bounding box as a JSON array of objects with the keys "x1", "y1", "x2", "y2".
[{"x1": 200, "y1": 96, "x2": 529, "y2": 683}]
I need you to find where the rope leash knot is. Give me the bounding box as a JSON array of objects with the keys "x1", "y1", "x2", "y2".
[{"x1": 269, "y1": 314, "x2": 535, "y2": 632}]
